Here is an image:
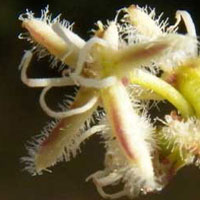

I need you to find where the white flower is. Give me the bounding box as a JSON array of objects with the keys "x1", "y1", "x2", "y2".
[{"x1": 18, "y1": 5, "x2": 200, "y2": 199}]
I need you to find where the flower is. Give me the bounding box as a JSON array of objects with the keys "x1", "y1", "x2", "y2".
[{"x1": 19, "y1": 4, "x2": 200, "y2": 199}]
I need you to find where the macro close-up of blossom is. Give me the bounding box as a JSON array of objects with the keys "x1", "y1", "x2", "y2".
[{"x1": 16, "y1": 3, "x2": 200, "y2": 199}]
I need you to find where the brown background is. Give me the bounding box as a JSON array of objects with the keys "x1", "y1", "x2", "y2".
[{"x1": 1, "y1": 0, "x2": 200, "y2": 199}]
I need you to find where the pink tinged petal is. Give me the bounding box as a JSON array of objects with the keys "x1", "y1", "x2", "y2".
[
  {"x1": 117, "y1": 41, "x2": 167, "y2": 63},
  {"x1": 100, "y1": 80, "x2": 155, "y2": 183},
  {"x1": 22, "y1": 18, "x2": 84, "y2": 67},
  {"x1": 100, "y1": 39, "x2": 170, "y2": 78},
  {"x1": 110, "y1": 105, "x2": 135, "y2": 159},
  {"x1": 34, "y1": 88, "x2": 98, "y2": 173}
]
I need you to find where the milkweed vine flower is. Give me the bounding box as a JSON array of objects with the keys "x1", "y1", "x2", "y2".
[{"x1": 18, "y1": 4, "x2": 200, "y2": 199}]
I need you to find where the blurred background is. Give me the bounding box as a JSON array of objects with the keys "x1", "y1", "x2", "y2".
[{"x1": 1, "y1": 0, "x2": 200, "y2": 200}]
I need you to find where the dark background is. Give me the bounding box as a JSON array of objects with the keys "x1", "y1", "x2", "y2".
[{"x1": 1, "y1": 0, "x2": 200, "y2": 200}]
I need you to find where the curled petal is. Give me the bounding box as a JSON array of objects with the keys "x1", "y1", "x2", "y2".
[{"x1": 168, "y1": 10, "x2": 196, "y2": 37}]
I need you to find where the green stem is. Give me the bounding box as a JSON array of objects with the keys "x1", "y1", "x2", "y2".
[{"x1": 129, "y1": 69, "x2": 194, "y2": 117}]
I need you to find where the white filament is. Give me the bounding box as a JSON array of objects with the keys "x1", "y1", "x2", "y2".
[
  {"x1": 52, "y1": 21, "x2": 85, "y2": 48},
  {"x1": 86, "y1": 171, "x2": 125, "y2": 199},
  {"x1": 168, "y1": 10, "x2": 196, "y2": 36},
  {"x1": 19, "y1": 50, "x2": 74, "y2": 87},
  {"x1": 52, "y1": 22, "x2": 86, "y2": 63},
  {"x1": 39, "y1": 86, "x2": 99, "y2": 118},
  {"x1": 70, "y1": 73, "x2": 117, "y2": 88},
  {"x1": 78, "y1": 124, "x2": 107, "y2": 146}
]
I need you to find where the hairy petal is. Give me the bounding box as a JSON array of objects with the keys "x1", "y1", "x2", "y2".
[
  {"x1": 30, "y1": 88, "x2": 98, "y2": 174},
  {"x1": 100, "y1": 34, "x2": 192, "y2": 78},
  {"x1": 100, "y1": 80, "x2": 157, "y2": 190},
  {"x1": 125, "y1": 5, "x2": 163, "y2": 38},
  {"x1": 20, "y1": 10, "x2": 85, "y2": 67}
]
